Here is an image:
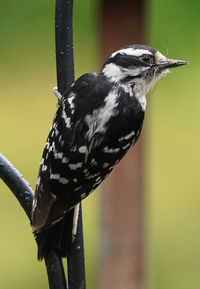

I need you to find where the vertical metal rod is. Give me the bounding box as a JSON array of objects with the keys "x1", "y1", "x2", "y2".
[
  {"x1": 55, "y1": 0, "x2": 74, "y2": 94},
  {"x1": 67, "y1": 205, "x2": 86, "y2": 289},
  {"x1": 55, "y1": 1, "x2": 86, "y2": 288},
  {"x1": 45, "y1": 251, "x2": 67, "y2": 289}
]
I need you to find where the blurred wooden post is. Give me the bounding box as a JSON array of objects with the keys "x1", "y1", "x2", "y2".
[{"x1": 100, "y1": 1, "x2": 145, "y2": 289}]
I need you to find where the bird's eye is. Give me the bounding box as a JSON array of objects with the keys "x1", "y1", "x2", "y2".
[
  {"x1": 141, "y1": 55, "x2": 150, "y2": 62},
  {"x1": 140, "y1": 55, "x2": 153, "y2": 64}
]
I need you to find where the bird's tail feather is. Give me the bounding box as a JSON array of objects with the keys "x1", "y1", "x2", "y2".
[{"x1": 35, "y1": 208, "x2": 75, "y2": 260}]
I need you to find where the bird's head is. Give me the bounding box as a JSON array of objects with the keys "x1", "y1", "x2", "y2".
[{"x1": 101, "y1": 44, "x2": 188, "y2": 96}]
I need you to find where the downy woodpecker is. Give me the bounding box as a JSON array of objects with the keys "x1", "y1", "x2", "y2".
[{"x1": 31, "y1": 44, "x2": 187, "y2": 259}]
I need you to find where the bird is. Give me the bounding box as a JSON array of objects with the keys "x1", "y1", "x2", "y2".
[{"x1": 31, "y1": 44, "x2": 187, "y2": 259}]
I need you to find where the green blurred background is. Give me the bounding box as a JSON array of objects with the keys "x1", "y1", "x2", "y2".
[{"x1": 0, "y1": 0, "x2": 199, "y2": 288}]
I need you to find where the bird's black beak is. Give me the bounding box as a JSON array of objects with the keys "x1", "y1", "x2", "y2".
[{"x1": 159, "y1": 59, "x2": 188, "y2": 69}]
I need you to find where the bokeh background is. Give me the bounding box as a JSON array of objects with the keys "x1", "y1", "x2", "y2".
[{"x1": 0, "y1": 0, "x2": 199, "y2": 288}]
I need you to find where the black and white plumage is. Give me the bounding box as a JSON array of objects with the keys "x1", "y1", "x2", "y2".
[{"x1": 31, "y1": 44, "x2": 187, "y2": 259}]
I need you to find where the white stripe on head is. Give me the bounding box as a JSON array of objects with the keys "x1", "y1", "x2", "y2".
[{"x1": 111, "y1": 48, "x2": 153, "y2": 58}]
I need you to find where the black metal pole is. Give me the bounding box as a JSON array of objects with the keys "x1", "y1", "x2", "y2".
[
  {"x1": 67, "y1": 205, "x2": 86, "y2": 289},
  {"x1": 45, "y1": 251, "x2": 67, "y2": 289},
  {"x1": 55, "y1": 0, "x2": 86, "y2": 288},
  {"x1": 55, "y1": 0, "x2": 74, "y2": 94},
  {"x1": 44, "y1": 251, "x2": 67, "y2": 289}
]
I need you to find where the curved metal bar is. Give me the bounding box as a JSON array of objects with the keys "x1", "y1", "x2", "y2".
[
  {"x1": 0, "y1": 153, "x2": 34, "y2": 219},
  {"x1": 0, "y1": 153, "x2": 67, "y2": 289}
]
